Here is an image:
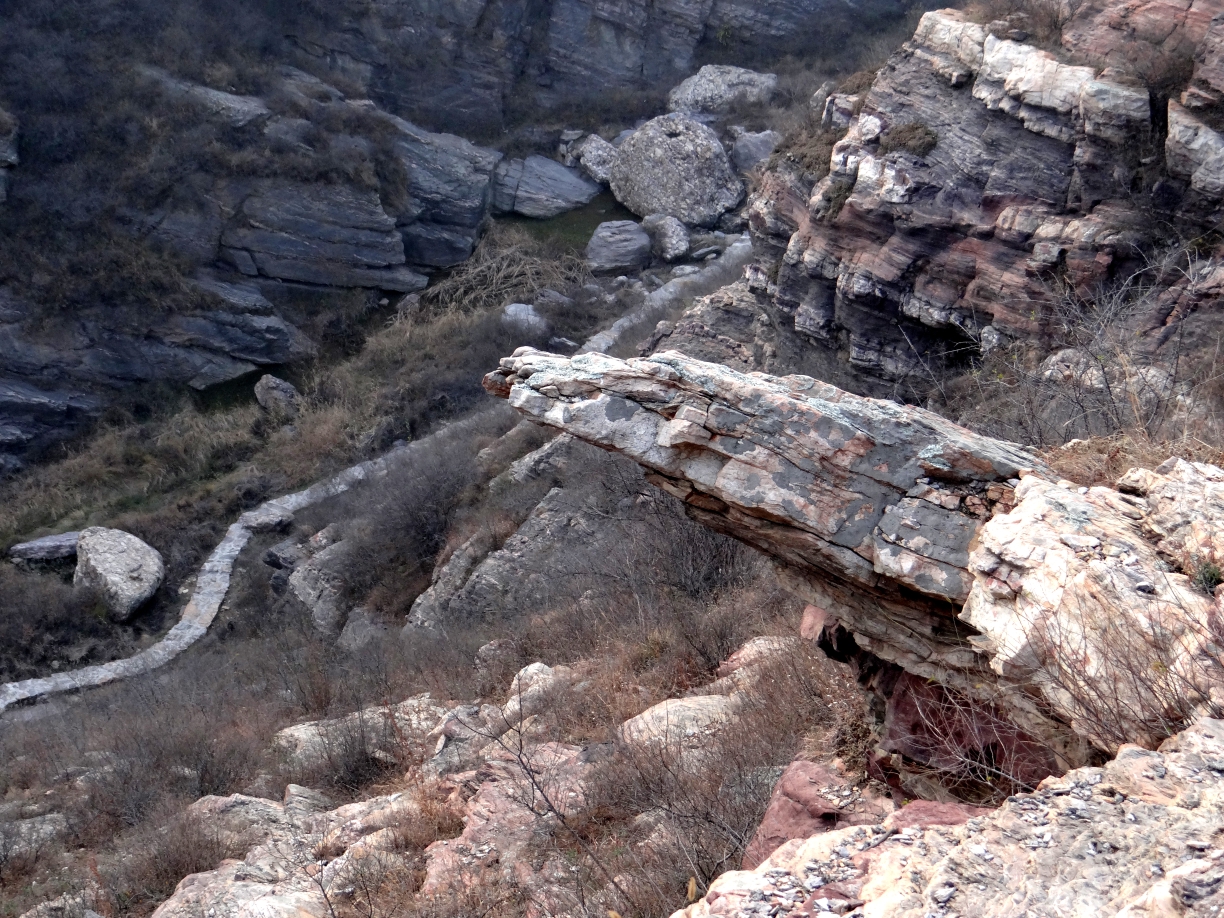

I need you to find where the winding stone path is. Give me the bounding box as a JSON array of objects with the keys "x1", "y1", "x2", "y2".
[{"x1": 0, "y1": 442, "x2": 418, "y2": 714}]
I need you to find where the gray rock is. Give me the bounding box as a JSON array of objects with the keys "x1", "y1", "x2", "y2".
[
  {"x1": 731, "y1": 129, "x2": 781, "y2": 173},
  {"x1": 288, "y1": 542, "x2": 347, "y2": 636},
  {"x1": 219, "y1": 179, "x2": 427, "y2": 291},
  {"x1": 574, "y1": 134, "x2": 619, "y2": 184},
  {"x1": 74, "y1": 528, "x2": 165, "y2": 622},
  {"x1": 609, "y1": 114, "x2": 744, "y2": 227},
  {"x1": 337, "y1": 606, "x2": 389, "y2": 652},
  {"x1": 139, "y1": 66, "x2": 270, "y2": 127},
  {"x1": 1, "y1": 110, "x2": 16, "y2": 206},
  {"x1": 586, "y1": 221, "x2": 652, "y2": 274},
  {"x1": 502, "y1": 303, "x2": 549, "y2": 334},
  {"x1": 641, "y1": 214, "x2": 690, "y2": 261},
  {"x1": 809, "y1": 79, "x2": 837, "y2": 116},
  {"x1": 254, "y1": 375, "x2": 301, "y2": 417},
  {"x1": 264, "y1": 537, "x2": 306, "y2": 571},
  {"x1": 667, "y1": 65, "x2": 778, "y2": 114},
  {"x1": 821, "y1": 93, "x2": 861, "y2": 131},
  {"x1": 493, "y1": 155, "x2": 601, "y2": 218},
  {"x1": 8, "y1": 532, "x2": 79, "y2": 562}
]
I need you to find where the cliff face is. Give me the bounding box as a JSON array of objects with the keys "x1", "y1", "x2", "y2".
[
  {"x1": 486, "y1": 348, "x2": 1224, "y2": 782},
  {"x1": 748, "y1": 2, "x2": 1224, "y2": 389},
  {"x1": 285, "y1": 0, "x2": 880, "y2": 132}
]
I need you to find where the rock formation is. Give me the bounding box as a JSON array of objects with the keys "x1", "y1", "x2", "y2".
[
  {"x1": 0, "y1": 108, "x2": 15, "y2": 205},
  {"x1": 282, "y1": 0, "x2": 889, "y2": 133},
  {"x1": 586, "y1": 220, "x2": 654, "y2": 274},
  {"x1": 746, "y1": 5, "x2": 1224, "y2": 388},
  {"x1": 678, "y1": 717, "x2": 1224, "y2": 918},
  {"x1": 668, "y1": 64, "x2": 778, "y2": 114},
  {"x1": 485, "y1": 348, "x2": 1224, "y2": 780},
  {"x1": 73, "y1": 528, "x2": 165, "y2": 622},
  {"x1": 610, "y1": 114, "x2": 745, "y2": 226},
  {"x1": 493, "y1": 154, "x2": 601, "y2": 218}
]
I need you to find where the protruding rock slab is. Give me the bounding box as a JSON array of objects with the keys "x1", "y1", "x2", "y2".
[
  {"x1": 482, "y1": 349, "x2": 1091, "y2": 769},
  {"x1": 74, "y1": 527, "x2": 165, "y2": 621},
  {"x1": 8, "y1": 531, "x2": 79, "y2": 562}
]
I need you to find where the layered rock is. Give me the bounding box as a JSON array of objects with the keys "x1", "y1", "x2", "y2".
[
  {"x1": 285, "y1": 0, "x2": 883, "y2": 133},
  {"x1": 493, "y1": 154, "x2": 600, "y2": 219},
  {"x1": 485, "y1": 348, "x2": 1224, "y2": 776},
  {"x1": 747, "y1": 6, "x2": 1222, "y2": 388}
]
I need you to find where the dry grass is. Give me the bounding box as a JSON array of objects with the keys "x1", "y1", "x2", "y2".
[
  {"x1": 879, "y1": 121, "x2": 938, "y2": 157},
  {"x1": 420, "y1": 223, "x2": 590, "y2": 316},
  {"x1": 1041, "y1": 432, "x2": 1224, "y2": 487}
]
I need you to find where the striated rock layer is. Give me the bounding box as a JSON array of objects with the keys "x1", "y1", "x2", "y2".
[
  {"x1": 748, "y1": 4, "x2": 1224, "y2": 389},
  {"x1": 486, "y1": 348, "x2": 1224, "y2": 779}
]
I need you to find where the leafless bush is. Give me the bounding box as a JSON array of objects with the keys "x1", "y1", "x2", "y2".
[
  {"x1": 99, "y1": 811, "x2": 245, "y2": 914},
  {"x1": 945, "y1": 246, "x2": 1224, "y2": 449},
  {"x1": 420, "y1": 224, "x2": 590, "y2": 316}
]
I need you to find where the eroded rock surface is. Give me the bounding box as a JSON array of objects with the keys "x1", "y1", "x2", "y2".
[
  {"x1": 668, "y1": 65, "x2": 778, "y2": 114},
  {"x1": 748, "y1": 6, "x2": 1224, "y2": 389},
  {"x1": 678, "y1": 717, "x2": 1224, "y2": 918}
]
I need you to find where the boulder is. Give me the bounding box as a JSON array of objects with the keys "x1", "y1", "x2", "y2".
[
  {"x1": 585, "y1": 220, "x2": 653, "y2": 274},
  {"x1": 609, "y1": 114, "x2": 744, "y2": 226},
  {"x1": 287, "y1": 541, "x2": 348, "y2": 636},
  {"x1": 74, "y1": 527, "x2": 165, "y2": 621},
  {"x1": 8, "y1": 531, "x2": 79, "y2": 562},
  {"x1": 618, "y1": 695, "x2": 739, "y2": 754},
  {"x1": 731, "y1": 129, "x2": 781, "y2": 173},
  {"x1": 667, "y1": 65, "x2": 778, "y2": 114},
  {"x1": 502, "y1": 302, "x2": 549, "y2": 334},
  {"x1": 253, "y1": 374, "x2": 301, "y2": 417},
  {"x1": 493, "y1": 155, "x2": 601, "y2": 218},
  {"x1": 574, "y1": 134, "x2": 619, "y2": 183},
  {"x1": 641, "y1": 214, "x2": 690, "y2": 261}
]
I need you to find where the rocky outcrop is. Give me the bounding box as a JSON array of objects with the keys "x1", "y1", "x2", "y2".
[
  {"x1": 220, "y1": 179, "x2": 426, "y2": 291},
  {"x1": 678, "y1": 717, "x2": 1224, "y2": 918},
  {"x1": 285, "y1": 0, "x2": 886, "y2": 133},
  {"x1": 485, "y1": 348, "x2": 1224, "y2": 777},
  {"x1": 747, "y1": 6, "x2": 1223, "y2": 389},
  {"x1": 73, "y1": 528, "x2": 165, "y2": 622},
  {"x1": 668, "y1": 65, "x2": 778, "y2": 114},
  {"x1": 610, "y1": 114, "x2": 745, "y2": 226}
]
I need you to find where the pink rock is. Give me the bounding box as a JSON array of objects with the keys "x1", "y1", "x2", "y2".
[
  {"x1": 742, "y1": 760, "x2": 894, "y2": 869},
  {"x1": 799, "y1": 604, "x2": 827, "y2": 640},
  {"x1": 884, "y1": 799, "x2": 993, "y2": 831}
]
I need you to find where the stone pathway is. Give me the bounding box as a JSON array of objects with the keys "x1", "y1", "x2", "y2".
[{"x1": 0, "y1": 440, "x2": 423, "y2": 714}]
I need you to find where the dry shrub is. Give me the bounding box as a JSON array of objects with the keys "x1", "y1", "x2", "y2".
[
  {"x1": 879, "y1": 121, "x2": 938, "y2": 157},
  {"x1": 420, "y1": 223, "x2": 589, "y2": 316},
  {"x1": 390, "y1": 777, "x2": 466, "y2": 853},
  {"x1": 100, "y1": 811, "x2": 246, "y2": 914},
  {"x1": 1042, "y1": 431, "x2": 1224, "y2": 487}
]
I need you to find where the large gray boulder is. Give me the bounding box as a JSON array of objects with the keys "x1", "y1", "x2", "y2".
[
  {"x1": 586, "y1": 221, "x2": 652, "y2": 274},
  {"x1": 667, "y1": 65, "x2": 778, "y2": 114},
  {"x1": 74, "y1": 528, "x2": 165, "y2": 621},
  {"x1": 493, "y1": 155, "x2": 601, "y2": 218},
  {"x1": 609, "y1": 115, "x2": 744, "y2": 227}
]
